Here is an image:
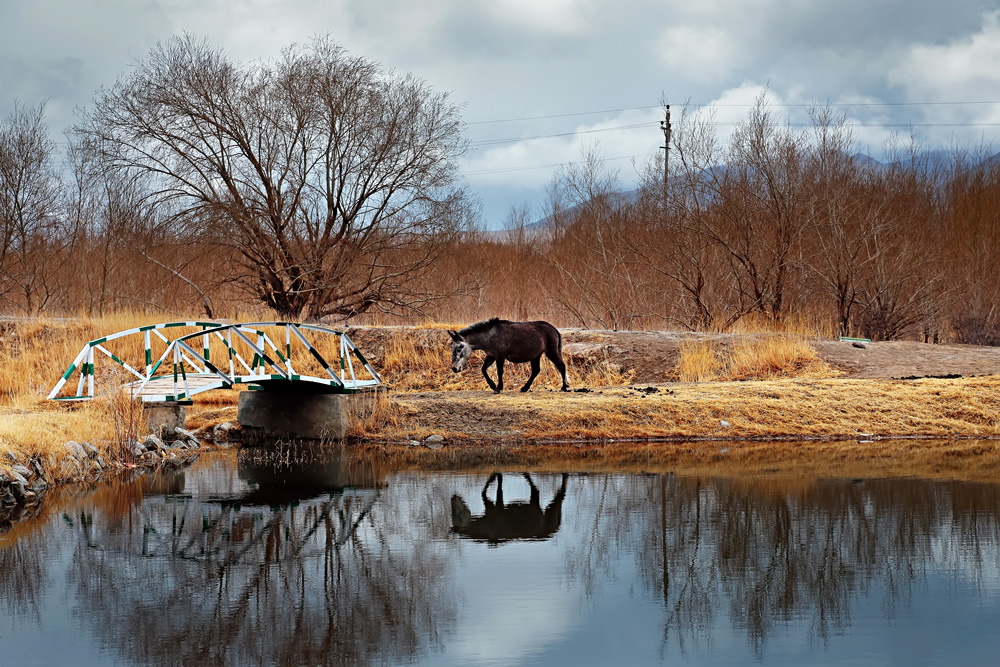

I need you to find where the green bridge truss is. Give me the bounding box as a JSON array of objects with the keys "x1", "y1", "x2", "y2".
[{"x1": 48, "y1": 321, "x2": 382, "y2": 403}]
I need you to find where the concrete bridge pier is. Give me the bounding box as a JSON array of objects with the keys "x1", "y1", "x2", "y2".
[
  {"x1": 144, "y1": 403, "x2": 186, "y2": 438},
  {"x1": 237, "y1": 391, "x2": 350, "y2": 440}
]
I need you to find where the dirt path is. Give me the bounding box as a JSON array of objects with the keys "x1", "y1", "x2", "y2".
[
  {"x1": 556, "y1": 329, "x2": 1000, "y2": 382},
  {"x1": 811, "y1": 339, "x2": 1000, "y2": 379}
]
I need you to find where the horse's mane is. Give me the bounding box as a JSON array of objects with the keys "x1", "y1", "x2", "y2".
[{"x1": 459, "y1": 317, "x2": 507, "y2": 337}]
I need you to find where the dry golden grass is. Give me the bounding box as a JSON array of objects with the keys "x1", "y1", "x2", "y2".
[
  {"x1": 674, "y1": 333, "x2": 832, "y2": 382},
  {"x1": 346, "y1": 389, "x2": 403, "y2": 438},
  {"x1": 675, "y1": 338, "x2": 722, "y2": 382},
  {"x1": 369, "y1": 374, "x2": 1000, "y2": 443},
  {"x1": 0, "y1": 402, "x2": 115, "y2": 461}
]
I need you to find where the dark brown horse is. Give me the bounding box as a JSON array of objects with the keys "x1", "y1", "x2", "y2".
[
  {"x1": 451, "y1": 473, "x2": 569, "y2": 544},
  {"x1": 447, "y1": 318, "x2": 569, "y2": 393}
]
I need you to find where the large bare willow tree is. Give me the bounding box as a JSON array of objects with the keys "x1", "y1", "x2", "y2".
[{"x1": 77, "y1": 35, "x2": 471, "y2": 320}]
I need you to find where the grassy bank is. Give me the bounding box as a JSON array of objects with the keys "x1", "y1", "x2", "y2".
[
  {"x1": 369, "y1": 375, "x2": 1000, "y2": 442},
  {"x1": 2, "y1": 316, "x2": 999, "y2": 470}
]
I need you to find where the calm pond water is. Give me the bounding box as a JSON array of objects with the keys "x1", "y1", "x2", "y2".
[{"x1": 4, "y1": 445, "x2": 1000, "y2": 666}]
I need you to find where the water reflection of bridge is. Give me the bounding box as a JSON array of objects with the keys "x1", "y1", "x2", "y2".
[
  {"x1": 58, "y1": 444, "x2": 453, "y2": 667},
  {"x1": 68, "y1": 445, "x2": 381, "y2": 563}
]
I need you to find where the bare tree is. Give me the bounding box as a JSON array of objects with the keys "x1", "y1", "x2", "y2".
[
  {"x1": 0, "y1": 102, "x2": 73, "y2": 314},
  {"x1": 943, "y1": 147, "x2": 1000, "y2": 344},
  {"x1": 543, "y1": 147, "x2": 651, "y2": 330},
  {"x1": 76, "y1": 35, "x2": 472, "y2": 321},
  {"x1": 846, "y1": 143, "x2": 943, "y2": 340},
  {"x1": 801, "y1": 107, "x2": 900, "y2": 335},
  {"x1": 710, "y1": 94, "x2": 811, "y2": 320}
]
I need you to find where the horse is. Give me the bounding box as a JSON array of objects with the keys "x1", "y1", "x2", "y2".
[
  {"x1": 450, "y1": 472, "x2": 569, "y2": 544},
  {"x1": 447, "y1": 318, "x2": 570, "y2": 393}
]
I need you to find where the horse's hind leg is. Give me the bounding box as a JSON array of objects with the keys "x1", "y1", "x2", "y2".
[
  {"x1": 483, "y1": 472, "x2": 501, "y2": 502},
  {"x1": 481, "y1": 356, "x2": 498, "y2": 392},
  {"x1": 545, "y1": 349, "x2": 570, "y2": 391},
  {"x1": 495, "y1": 357, "x2": 505, "y2": 393},
  {"x1": 523, "y1": 473, "x2": 540, "y2": 506},
  {"x1": 520, "y1": 358, "x2": 541, "y2": 392}
]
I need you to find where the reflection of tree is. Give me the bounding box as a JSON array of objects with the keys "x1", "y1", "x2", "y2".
[
  {"x1": 567, "y1": 475, "x2": 1000, "y2": 656},
  {"x1": 0, "y1": 533, "x2": 49, "y2": 621},
  {"x1": 56, "y1": 449, "x2": 458, "y2": 667}
]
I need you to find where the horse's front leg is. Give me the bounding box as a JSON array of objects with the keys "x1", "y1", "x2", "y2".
[
  {"x1": 520, "y1": 358, "x2": 541, "y2": 392},
  {"x1": 495, "y1": 357, "x2": 505, "y2": 393},
  {"x1": 481, "y1": 356, "x2": 497, "y2": 392}
]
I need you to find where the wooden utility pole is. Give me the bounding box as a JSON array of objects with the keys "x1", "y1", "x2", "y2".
[{"x1": 660, "y1": 105, "x2": 671, "y2": 200}]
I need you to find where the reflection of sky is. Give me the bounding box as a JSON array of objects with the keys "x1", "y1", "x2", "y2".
[
  {"x1": 445, "y1": 543, "x2": 575, "y2": 665},
  {"x1": 428, "y1": 560, "x2": 1000, "y2": 667}
]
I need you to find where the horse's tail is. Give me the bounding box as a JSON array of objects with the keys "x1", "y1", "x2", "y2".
[{"x1": 451, "y1": 495, "x2": 472, "y2": 529}]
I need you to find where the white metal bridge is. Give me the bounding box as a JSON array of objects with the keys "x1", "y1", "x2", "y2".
[{"x1": 47, "y1": 321, "x2": 382, "y2": 403}]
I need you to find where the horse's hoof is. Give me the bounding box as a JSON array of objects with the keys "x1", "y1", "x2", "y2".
[
  {"x1": 561, "y1": 386, "x2": 570, "y2": 392},
  {"x1": 519, "y1": 387, "x2": 530, "y2": 393}
]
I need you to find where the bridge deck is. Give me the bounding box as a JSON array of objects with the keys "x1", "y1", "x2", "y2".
[{"x1": 129, "y1": 376, "x2": 224, "y2": 400}]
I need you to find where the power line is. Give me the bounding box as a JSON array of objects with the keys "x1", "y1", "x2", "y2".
[
  {"x1": 468, "y1": 107, "x2": 661, "y2": 125},
  {"x1": 462, "y1": 153, "x2": 653, "y2": 177},
  {"x1": 467, "y1": 119, "x2": 1000, "y2": 151},
  {"x1": 467, "y1": 100, "x2": 1000, "y2": 125},
  {"x1": 470, "y1": 122, "x2": 653, "y2": 147}
]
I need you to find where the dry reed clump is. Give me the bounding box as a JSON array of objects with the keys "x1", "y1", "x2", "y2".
[
  {"x1": 92, "y1": 367, "x2": 145, "y2": 463},
  {"x1": 727, "y1": 311, "x2": 839, "y2": 339},
  {"x1": 347, "y1": 389, "x2": 403, "y2": 438},
  {"x1": 674, "y1": 334, "x2": 832, "y2": 382}
]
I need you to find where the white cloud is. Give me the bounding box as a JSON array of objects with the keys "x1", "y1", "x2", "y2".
[
  {"x1": 658, "y1": 24, "x2": 739, "y2": 80},
  {"x1": 889, "y1": 11, "x2": 1000, "y2": 99},
  {"x1": 447, "y1": 548, "x2": 578, "y2": 665},
  {"x1": 461, "y1": 108, "x2": 661, "y2": 189},
  {"x1": 488, "y1": 0, "x2": 590, "y2": 34},
  {"x1": 887, "y1": 10, "x2": 1000, "y2": 147}
]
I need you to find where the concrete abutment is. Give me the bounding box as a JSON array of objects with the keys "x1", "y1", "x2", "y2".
[
  {"x1": 144, "y1": 403, "x2": 186, "y2": 438},
  {"x1": 237, "y1": 391, "x2": 351, "y2": 440}
]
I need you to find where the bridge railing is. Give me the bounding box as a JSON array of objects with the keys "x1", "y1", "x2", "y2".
[{"x1": 48, "y1": 321, "x2": 382, "y2": 402}]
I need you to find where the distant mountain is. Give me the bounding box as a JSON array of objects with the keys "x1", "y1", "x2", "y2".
[
  {"x1": 519, "y1": 150, "x2": 1000, "y2": 231},
  {"x1": 526, "y1": 188, "x2": 640, "y2": 230},
  {"x1": 980, "y1": 152, "x2": 1000, "y2": 168}
]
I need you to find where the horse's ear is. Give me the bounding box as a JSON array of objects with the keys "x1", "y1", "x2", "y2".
[{"x1": 447, "y1": 330, "x2": 462, "y2": 342}]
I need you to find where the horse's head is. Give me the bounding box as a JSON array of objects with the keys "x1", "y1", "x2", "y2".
[{"x1": 447, "y1": 330, "x2": 472, "y2": 372}]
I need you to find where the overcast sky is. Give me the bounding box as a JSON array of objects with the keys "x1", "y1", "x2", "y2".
[{"x1": 2, "y1": 0, "x2": 1000, "y2": 226}]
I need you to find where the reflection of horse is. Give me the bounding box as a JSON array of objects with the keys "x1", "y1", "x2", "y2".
[{"x1": 451, "y1": 473, "x2": 568, "y2": 544}]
